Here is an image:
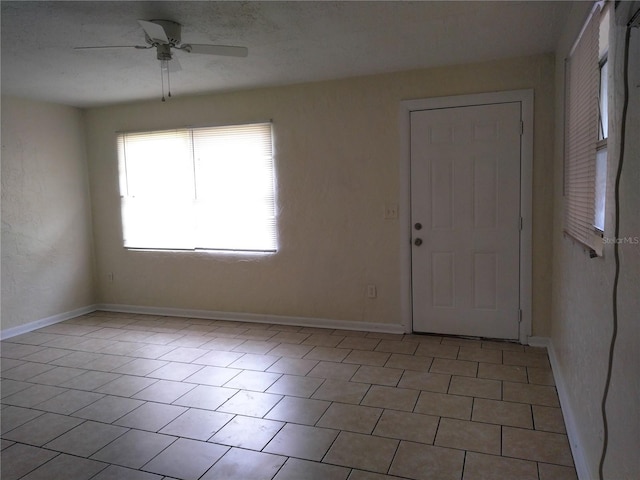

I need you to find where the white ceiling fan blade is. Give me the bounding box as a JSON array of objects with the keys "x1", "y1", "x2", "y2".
[
  {"x1": 74, "y1": 45, "x2": 148, "y2": 50},
  {"x1": 138, "y1": 20, "x2": 169, "y2": 44},
  {"x1": 183, "y1": 44, "x2": 248, "y2": 57}
]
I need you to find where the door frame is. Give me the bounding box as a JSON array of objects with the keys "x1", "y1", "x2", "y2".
[{"x1": 399, "y1": 90, "x2": 533, "y2": 344}]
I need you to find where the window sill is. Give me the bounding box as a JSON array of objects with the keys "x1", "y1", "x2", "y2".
[
  {"x1": 562, "y1": 230, "x2": 603, "y2": 258},
  {"x1": 124, "y1": 247, "x2": 277, "y2": 256}
]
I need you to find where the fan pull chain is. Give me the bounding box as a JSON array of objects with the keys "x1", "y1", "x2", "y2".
[
  {"x1": 167, "y1": 67, "x2": 172, "y2": 98},
  {"x1": 160, "y1": 62, "x2": 166, "y2": 102}
]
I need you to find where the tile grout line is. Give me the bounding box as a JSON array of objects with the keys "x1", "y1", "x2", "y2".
[{"x1": 1, "y1": 312, "x2": 577, "y2": 479}]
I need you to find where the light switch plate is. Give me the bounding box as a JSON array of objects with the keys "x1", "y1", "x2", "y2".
[{"x1": 384, "y1": 203, "x2": 398, "y2": 219}]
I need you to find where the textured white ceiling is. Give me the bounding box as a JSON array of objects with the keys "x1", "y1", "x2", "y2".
[{"x1": 1, "y1": 1, "x2": 571, "y2": 108}]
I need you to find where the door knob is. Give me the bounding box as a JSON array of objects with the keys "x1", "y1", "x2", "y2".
[
  {"x1": 414, "y1": 238, "x2": 423, "y2": 246},
  {"x1": 414, "y1": 222, "x2": 422, "y2": 230}
]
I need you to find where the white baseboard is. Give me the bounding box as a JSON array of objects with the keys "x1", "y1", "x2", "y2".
[
  {"x1": 0, "y1": 306, "x2": 591, "y2": 478},
  {"x1": 545, "y1": 337, "x2": 593, "y2": 480},
  {"x1": 95, "y1": 303, "x2": 407, "y2": 335},
  {"x1": 1, "y1": 303, "x2": 405, "y2": 340},
  {"x1": 0, "y1": 304, "x2": 98, "y2": 340}
]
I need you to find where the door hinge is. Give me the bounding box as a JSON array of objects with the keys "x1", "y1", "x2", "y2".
[
  {"x1": 518, "y1": 309, "x2": 523, "y2": 323},
  {"x1": 520, "y1": 121, "x2": 524, "y2": 136},
  {"x1": 520, "y1": 217, "x2": 523, "y2": 231}
]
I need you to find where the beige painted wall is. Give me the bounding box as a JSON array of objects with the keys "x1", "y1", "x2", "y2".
[
  {"x1": 1, "y1": 96, "x2": 96, "y2": 332},
  {"x1": 551, "y1": 2, "x2": 640, "y2": 477},
  {"x1": 85, "y1": 53, "x2": 555, "y2": 333},
  {"x1": 86, "y1": 55, "x2": 554, "y2": 335}
]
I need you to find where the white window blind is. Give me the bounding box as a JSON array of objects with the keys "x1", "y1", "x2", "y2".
[
  {"x1": 118, "y1": 123, "x2": 277, "y2": 252},
  {"x1": 564, "y1": 4, "x2": 601, "y2": 249}
]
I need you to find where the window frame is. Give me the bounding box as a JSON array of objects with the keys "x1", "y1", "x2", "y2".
[
  {"x1": 593, "y1": 142, "x2": 608, "y2": 233},
  {"x1": 594, "y1": 16, "x2": 610, "y2": 235},
  {"x1": 563, "y1": 1, "x2": 608, "y2": 255},
  {"x1": 117, "y1": 121, "x2": 278, "y2": 254}
]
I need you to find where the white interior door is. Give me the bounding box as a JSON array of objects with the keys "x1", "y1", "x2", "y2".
[{"x1": 411, "y1": 102, "x2": 522, "y2": 339}]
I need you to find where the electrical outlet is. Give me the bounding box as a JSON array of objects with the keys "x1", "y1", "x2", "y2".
[
  {"x1": 367, "y1": 284, "x2": 377, "y2": 298},
  {"x1": 384, "y1": 203, "x2": 398, "y2": 219}
]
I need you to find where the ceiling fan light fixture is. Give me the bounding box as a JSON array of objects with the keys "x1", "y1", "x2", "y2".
[{"x1": 156, "y1": 43, "x2": 172, "y2": 61}]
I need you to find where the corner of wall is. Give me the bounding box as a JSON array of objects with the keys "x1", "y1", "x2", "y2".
[{"x1": 1, "y1": 96, "x2": 97, "y2": 332}]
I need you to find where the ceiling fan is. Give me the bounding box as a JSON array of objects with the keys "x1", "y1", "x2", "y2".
[{"x1": 75, "y1": 20, "x2": 248, "y2": 101}]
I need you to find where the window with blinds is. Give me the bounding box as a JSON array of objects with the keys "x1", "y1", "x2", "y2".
[
  {"x1": 564, "y1": 2, "x2": 604, "y2": 251},
  {"x1": 117, "y1": 122, "x2": 277, "y2": 253}
]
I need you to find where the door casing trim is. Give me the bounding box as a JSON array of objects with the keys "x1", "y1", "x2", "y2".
[{"x1": 399, "y1": 89, "x2": 533, "y2": 344}]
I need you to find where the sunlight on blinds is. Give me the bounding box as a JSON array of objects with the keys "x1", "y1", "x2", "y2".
[
  {"x1": 564, "y1": 5, "x2": 600, "y2": 249},
  {"x1": 118, "y1": 123, "x2": 277, "y2": 252}
]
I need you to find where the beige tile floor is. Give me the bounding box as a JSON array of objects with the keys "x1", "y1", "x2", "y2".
[{"x1": 0, "y1": 311, "x2": 578, "y2": 480}]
